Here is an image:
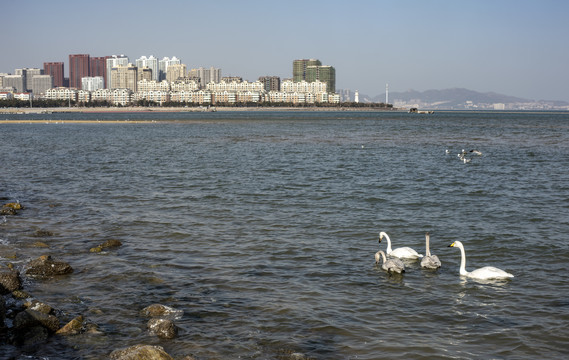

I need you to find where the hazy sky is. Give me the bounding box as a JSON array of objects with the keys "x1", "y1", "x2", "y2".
[{"x1": 2, "y1": 0, "x2": 568, "y2": 101}]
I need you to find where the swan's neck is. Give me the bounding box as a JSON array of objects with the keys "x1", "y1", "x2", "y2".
[
  {"x1": 458, "y1": 243, "x2": 468, "y2": 276},
  {"x1": 379, "y1": 251, "x2": 386, "y2": 264},
  {"x1": 384, "y1": 234, "x2": 393, "y2": 253},
  {"x1": 425, "y1": 235, "x2": 431, "y2": 257}
]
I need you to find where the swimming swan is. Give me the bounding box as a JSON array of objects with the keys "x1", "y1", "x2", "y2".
[
  {"x1": 375, "y1": 250, "x2": 405, "y2": 274},
  {"x1": 421, "y1": 232, "x2": 441, "y2": 269},
  {"x1": 448, "y1": 241, "x2": 513, "y2": 280},
  {"x1": 379, "y1": 232, "x2": 423, "y2": 259}
]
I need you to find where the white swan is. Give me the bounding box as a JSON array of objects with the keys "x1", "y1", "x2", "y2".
[
  {"x1": 375, "y1": 250, "x2": 405, "y2": 274},
  {"x1": 379, "y1": 232, "x2": 423, "y2": 259},
  {"x1": 421, "y1": 232, "x2": 441, "y2": 269},
  {"x1": 448, "y1": 241, "x2": 514, "y2": 280}
]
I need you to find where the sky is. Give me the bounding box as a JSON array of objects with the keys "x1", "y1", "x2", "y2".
[{"x1": 2, "y1": 0, "x2": 568, "y2": 102}]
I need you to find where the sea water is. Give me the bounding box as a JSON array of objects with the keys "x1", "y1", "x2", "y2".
[{"x1": 1, "y1": 110, "x2": 569, "y2": 359}]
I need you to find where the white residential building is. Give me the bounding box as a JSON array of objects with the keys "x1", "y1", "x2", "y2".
[
  {"x1": 158, "y1": 56, "x2": 181, "y2": 81},
  {"x1": 136, "y1": 55, "x2": 159, "y2": 81},
  {"x1": 106, "y1": 55, "x2": 129, "y2": 89},
  {"x1": 82, "y1": 76, "x2": 104, "y2": 92}
]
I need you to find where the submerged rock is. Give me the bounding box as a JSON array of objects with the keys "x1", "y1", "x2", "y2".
[
  {"x1": 90, "y1": 239, "x2": 123, "y2": 253},
  {"x1": 0, "y1": 268, "x2": 22, "y2": 294},
  {"x1": 25, "y1": 255, "x2": 73, "y2": 277},
  {"x1": 109, "y1": 344, "x2": 174, "y2": 360},
  {"x1": 140, "y1": 304, "x2": 183, "y2": 319},
  {"x1": 147, "y1": 318, "x2": 178, "y2": 339},
  {"x1": 56, "y1": 315, "x2": 84, "y2": 336}
]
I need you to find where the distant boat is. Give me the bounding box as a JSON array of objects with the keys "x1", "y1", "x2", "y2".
[{"x1": 408, "y1": 107, "x2": 434, "y2": 114}]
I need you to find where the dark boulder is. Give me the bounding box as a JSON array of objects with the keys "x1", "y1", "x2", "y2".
[
  {"x1": 25, "y1": 255, "x2": 73, "y2": 277},
  {"x1": 0, "y1": 268, "x2": 22, "y2": 294}
]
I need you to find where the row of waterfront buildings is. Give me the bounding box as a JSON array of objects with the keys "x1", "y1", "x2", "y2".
[{"x1": 1, "y1": 55, "x2": 340, "y2": 105}]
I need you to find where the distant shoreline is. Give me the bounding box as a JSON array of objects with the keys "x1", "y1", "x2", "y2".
[{"x1": 0, "y1": 106, "x2": 398, "y2": 115}]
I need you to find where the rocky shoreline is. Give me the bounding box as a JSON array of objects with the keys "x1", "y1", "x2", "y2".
[{"x1": 1, "y1": 199, "x2": 314, "y2": 359}]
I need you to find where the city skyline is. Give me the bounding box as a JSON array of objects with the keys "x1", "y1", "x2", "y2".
[{"x1": 2, "y1": 0, "x2": 568, "y2": 102}]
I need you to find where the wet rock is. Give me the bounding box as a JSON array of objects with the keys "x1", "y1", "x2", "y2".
[
  {"x1": 56, "y1": 315, "x2": 84, "y2": 336},
  {"x1": 0, "y1": 268, "x2": 22, "y2": 294},
  {"x1": 90, "y1": 239, "x2": 123, "y2": 253},
  {"x1": 140, "y1": 304, "x2": 183, "y2": 319},
  {"x1": 0, "y1": 295, "x2": 5, "y2": 327},
  {"x1": 25, "y1": 255, "x2": 73, "y2": 277},
  {"x1": 147, "y1": 318, "x2": 178, "y2": 339},
  {"x1": 31, "y1": 241, "x2": 49, "y2": 248},
  {"x1": 24, "y1": 300, "x2": 53, "y2": 314},
  {"x1": 20, "y1": 325, "x2": 49, "y2": 348},
  {"x1": 13, "y1": 308, "x2": 60, "y2": 333},
  {"x1": 12, "y1": 289, "x2": 31, "y2": 299},
  {"x1": 3, "y1": 202, "x2": 23, "y2": 210},
  {"x1": 109, "y1": 344, "x2": 175, "y2": 360},
  {"x1": 32, "y1": 229, "x2": 54, "y2": 237},
  {"x1": 0, "y1": 207, "x2": 18, "y2": 216}
]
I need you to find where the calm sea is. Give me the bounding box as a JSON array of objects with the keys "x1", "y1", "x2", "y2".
[{"x1": 1, "y1": 110, "x2": 569, "y2": 359}]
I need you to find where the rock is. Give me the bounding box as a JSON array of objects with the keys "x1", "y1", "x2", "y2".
[
  {"x1": 109, "y1": 344, "x2": 175, "y2": 360},
  {"x1": 13, "y1": 308, "x2": 60, "y2": 333},
  {"x1": 12, "y1": 289, "x2": 31, "y2": 299},
  {"x1": 90, "y1": 239, "x2": 122, "y2": 253},
  {"x1": 0, "y1": 207, "x2": 18, "y2": 215},
  {"x1": 0, "y1": 295, "x2": 5, "y2": 327},
  {"x1": 24, "y1": 300, "x2": 53, "y2": 314},
  {"x1": 25, "y1": 255, "x2": 73, "y2": 277},
  {"x1": 140, "y1": 304, "x2": 183, "y2": 319},
  {"x1": 31, "y1": 241, "x2": 49, "y2": 248},
  {"x1": 56, "y1": 315, "x2": 84, "y2": 336},
  {"x1": 0, "y1": 268, "x2": 22, "y2": 294},
  {"x1": 20, "y1": 325, "x2": 49, "y2": 347},
  {"x1": 3, "y1": 202, "x2": 23, "y2": 210},
  {"x1": 147, "y1": 318, "x2": 178, "y2": 339},
  {"x1": 101, "y1": 239, "x2": 122, "y2": 248},
  {"x1": 32, "y1": 229, "x2": 54, "y2": 237}
]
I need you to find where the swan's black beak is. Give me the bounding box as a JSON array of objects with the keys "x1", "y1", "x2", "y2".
[{"x1": 378, "y1": 237, "x2": 382, "y2": 243}]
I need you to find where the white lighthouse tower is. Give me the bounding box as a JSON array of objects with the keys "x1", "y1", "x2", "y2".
[
  {"x1": 355, "y1": 90, "x2": 359, "y2": 103},
  {"x1": 385, "y1": 83, "x2": 389, "y2": 104}
]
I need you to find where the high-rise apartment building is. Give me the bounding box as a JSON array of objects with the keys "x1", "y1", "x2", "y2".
[
  {"x1": 158, "y1": 57, "x2": 181, "y2": 81},
  {"x1": 258, "y1": 76, "x2": 281, "y2": 91},
  {"x1": 90, "y1": 56, "x2": 109, "y2": 88},
  {"x1": 15, "y1": 68, "x2": 43, "y2": 91},
  {"x1": 293, "y1": 59, "x2": 321, "y2": 82},
  {"x1": 69, "y1": 54, "x2": 90, "y2": 89},
  {"x1": 2, "y1": 75, "x2": 25, "y2": 93},
  {"x1": 188, "y1": 67, "x2": 221, "y2": 88},
  {"x1": 31, "y1": 75, "x2": 53, "y2": 96},
  {"x1": 106, "y1": 55, "x2": 129, "y2": 89},
  {"x1": 82, "y1": 77, "x2": 104, "y2": 91},
  {"x1": 306, "y1": 65, "x2": 336, "y2": 93},
  {"x1": 136, "y1": 56, "x2": 158, "y2": 81},
  {"x1": 110, "y1": 63, "x2": 138, "y2": 92},
  {"x1": 166, "y1": 64, "x2": 187, "y2": 83},
  {"x1": 44, "y1": 62, "x2": 64, "y2": 88}
]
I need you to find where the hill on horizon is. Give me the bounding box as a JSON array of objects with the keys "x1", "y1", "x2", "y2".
[{"x1": 357, "y1": 88, "x2": 567, "y2": 107}]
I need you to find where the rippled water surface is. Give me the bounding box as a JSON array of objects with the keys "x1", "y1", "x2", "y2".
[{"x1": 1, "y1": 111, "x2": 569, "y2": 359}]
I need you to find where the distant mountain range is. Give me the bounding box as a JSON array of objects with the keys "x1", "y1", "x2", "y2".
[{"x1": 353, "y1": 88, "x2": 568, "y2": 108}]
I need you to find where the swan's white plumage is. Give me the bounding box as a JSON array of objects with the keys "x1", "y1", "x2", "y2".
[
  {"x1": 375, "y1": 250, "x2": 405, "y2": 274},
  {"x1": 379, "y1": 232, "x2": 423, "y2": 259},
  {"x1": 421, "y1": 232, "x2": 441, "y2": 269},
  {"x1": 449, "y1": 240, "x2": 513, "y2": 280}
]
